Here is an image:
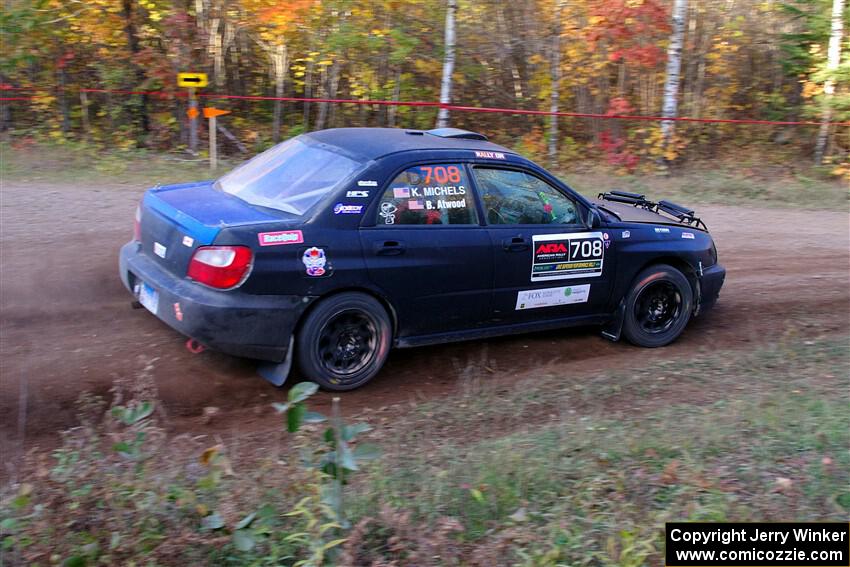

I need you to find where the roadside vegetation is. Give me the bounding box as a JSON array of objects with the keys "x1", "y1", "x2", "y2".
[
  {"x1": 2, "y1": 141, "x2": 847, "y2": 211},
  {"x1": 2, "y1": 335, "x2": 847, "y2": 566}
]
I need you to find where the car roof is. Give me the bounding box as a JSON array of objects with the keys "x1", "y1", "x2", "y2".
[{"x1": 304, "y1": 127, "x2": 515, "y2": 161}]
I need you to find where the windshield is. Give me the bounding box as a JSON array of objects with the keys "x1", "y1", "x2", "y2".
[{"x1": 216, "y1": 138, "x2": 362, "y2": 215}]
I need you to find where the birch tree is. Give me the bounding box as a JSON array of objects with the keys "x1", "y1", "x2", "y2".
[
  {"x1": 814, "y1": 0, "x2": 845, "y2": 164},
  {"x1": 436, "y1": 0, "x2": 457, "y2": 129},
  {"x1": 660, "y1": 0, "x2": 688, "y2": 156},
  {"x1": 549, "y1": 0, "x2": 565, "y2": 166}
]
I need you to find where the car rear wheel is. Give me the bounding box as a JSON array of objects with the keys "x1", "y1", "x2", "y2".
[
  {"x1": 622, "y1": 264, "x2": 693, "y2": 348},
  {"x1": 296, "y1": 292, "x2": 392, "y2": 391}
]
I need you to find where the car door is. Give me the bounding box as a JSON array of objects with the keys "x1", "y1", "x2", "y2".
[
  {"x1": 471, "y1": 166, "x2": 616, "y2": 325},
  {"x1": 359, "y1": 162, "x2": 493, "y2": 338}
]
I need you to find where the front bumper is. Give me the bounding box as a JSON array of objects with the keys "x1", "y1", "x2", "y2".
[
  {"x1": 698, "y1": 262, "x2": 725, "y2": 312},
  {"x1": 119, "y1": 241, "x2": 312, "y2": 362}
]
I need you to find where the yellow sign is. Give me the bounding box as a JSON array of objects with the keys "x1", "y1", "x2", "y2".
[{"x1": 177, "y1": 72, "x2": 208, "y2": 88}]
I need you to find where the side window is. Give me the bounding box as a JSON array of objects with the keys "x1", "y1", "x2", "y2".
[
  {"x1": 377, "y1": 164, "x2": 478, "y2": 226},
  {"x1": 473, "y1": 168, "x2": 579, "y2": 226}
]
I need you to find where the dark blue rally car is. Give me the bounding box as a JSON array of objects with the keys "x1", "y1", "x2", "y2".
[{"x1": 120, "y1": 127, "x2": 725, "y2": 390}]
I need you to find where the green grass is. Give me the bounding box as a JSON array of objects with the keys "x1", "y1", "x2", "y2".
[
  {"x1": 0, "y1": 300, "x2": 847, "y2": 565},
  {"x1": 2, "y1": 141, "x2": 846, "y2": 210},
  {"x1": 0, "y1": 141, "x2": 236, "y2": 187},
  {"x1": 344, "y1": 336, "x2": 849, "y2": 564},
  {"x1": 561, "y1": 166, "x2": 848, "y2": 210}
]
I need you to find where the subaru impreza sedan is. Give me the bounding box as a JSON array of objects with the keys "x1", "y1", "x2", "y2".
[{"x1": 119, "y1": 127, "x2": 725, "y2": 390}]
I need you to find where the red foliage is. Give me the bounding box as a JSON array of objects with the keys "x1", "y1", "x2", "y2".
[
  {"x1": 599, "y1": 130, "x2": 639, "y2": 171},
  {"x1": 586, "y1": 0, "x2": 670, "y2": 68},
  {"x1": 606, "y1": 96, "x2": 635, "y2": 116},
  {"x1": 56, "y1": 51, "x2": 75, "y2": 70}
]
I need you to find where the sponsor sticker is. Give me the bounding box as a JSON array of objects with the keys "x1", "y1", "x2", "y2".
[
  {"x1": 682, "y1": 231, "x2": 695, "y2": 239},
  {"x1": 302, "y1": 247, "x2": 327, "y2": 277},
  {"x1": 531, "y1": 232, "x2": 605, "y2": 282},
  {"x1": 182, "y1": 235, "x2": 194, "y2": 247},
  {"x1": 655, "y1": 227, "x2": 671, "y2": 233},
  {"x1": 516, "y1": 284, "x2": 590, "y2": 310},
  {"x1": 258, "y1": 230, "x2": 304, "y2": 246},
  {"x1": 154, "y1": 242, "x2": 167, "y2": 258},
  {"x1": 346, "y1": 190, "x2": 369, "y2": 198},
  {"x1": 622, "y1": 230, "x2": 631, "y2": 239},
  {"x1": 333, "y1": 203, "x2": 363, "y2": 215},
  {"x1": 474, "y1": 150, "x2": 506, "y2": 159},
  {"x1": 379, "y1": 202, "x2": 397, "y2": 224},
  {"x1": 357, "y1": 180, "x2": 378, "y2": 187}
]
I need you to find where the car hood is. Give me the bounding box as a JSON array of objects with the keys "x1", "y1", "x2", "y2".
[{"x1": 593, "y1": 198, "x2": 683, "y2": 226}]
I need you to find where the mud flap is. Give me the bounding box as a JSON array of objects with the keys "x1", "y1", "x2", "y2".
[
  {"x1": 601, "y1": 300, "x2": 625, "y2": 342},
  {"x1": 257, "y1": 336, "x2": 294, "y2": 387}
]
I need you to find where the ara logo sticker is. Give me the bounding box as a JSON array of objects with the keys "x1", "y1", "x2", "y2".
[
  {"x1": 182, "y1": 235, "x2": 194, "y2": 247},
  {"x1": 334, "y1": 203, "x2": 363, "y2": 215},
  {"x1": 536, "y1": 243, "x2": 568, "y2": 254},
  {"x1": 474, "y1": 150, "x2": 506, "y2": 159},
  {"x1": 302, "y1": 247, "x2": 327, "y2": 277},
  {"x1": 346, "y1": 190, "x2": 369, "y2": 198},
  {"x1": 258, "y1": 230, "x2": 304, "y2": 246},
  {"x1": 622, "y1": 230, "x2": 631, "y2": 239},
  {"x1": 154, "y1": 242, "x2": 167, "y2": 258},
  {"x1": 655, "y1": 227, "x2": 671, "y2": 233},
  {"x1": 357, "y1": 180, "x2": 378, "y2": 187},
  {"x1": 682, "y1": 232, "x2": 695, "y2": 239}
]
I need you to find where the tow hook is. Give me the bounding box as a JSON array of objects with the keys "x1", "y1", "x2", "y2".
[{"x1": 186, "y1": 338, "x2": 206, "y2": 354}]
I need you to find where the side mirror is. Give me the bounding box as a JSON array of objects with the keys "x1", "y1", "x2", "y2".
[{"x1": 587, "y1": 207, "x2": 602, "y2": 229}]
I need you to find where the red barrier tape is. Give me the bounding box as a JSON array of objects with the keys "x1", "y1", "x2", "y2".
[{"x1": 3, "y1": 86, "x2": 849, "y2": 126}]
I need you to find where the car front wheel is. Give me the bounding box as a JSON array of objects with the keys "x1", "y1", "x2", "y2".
[
  {"x1": 622, "y1": 264, "x2": 693, "y2": 348},
  {"x1": 296, "y1": 292, "x2": 392, "y2": 391}
]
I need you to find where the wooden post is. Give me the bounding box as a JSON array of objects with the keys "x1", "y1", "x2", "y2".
[
  {"x1": 209, "y1": 115, "x2": 217, "y2": 171},
  {"x1": 189, "y1": 87, "x2": 198, "y2": 154},
  {"x1": 80, "y1": 90, "x2": 90, "y2": 139}
]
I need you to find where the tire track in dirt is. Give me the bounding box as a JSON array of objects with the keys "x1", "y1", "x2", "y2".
[{"x1": 1, "y1": 182, "x2": 847, "y2": 468}]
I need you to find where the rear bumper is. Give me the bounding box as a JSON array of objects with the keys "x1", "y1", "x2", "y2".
[
  {"x1": 698, "y1": 262, "x2": 725, "y2": 311},
  {"x1": 119, "y1": 241, "x2": 312, "y2": 362}
]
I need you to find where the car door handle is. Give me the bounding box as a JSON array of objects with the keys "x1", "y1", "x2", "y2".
[
  {"x1": 375, "y1": 240, "x2": 406, "y2": 256},
  {"x1": 502, "y1": 236, "x2": 529, "y2": 252}
]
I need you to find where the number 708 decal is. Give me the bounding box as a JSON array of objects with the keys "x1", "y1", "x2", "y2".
[{"x1": 531, "y1": 232, "x2": 605, "y2": 282}]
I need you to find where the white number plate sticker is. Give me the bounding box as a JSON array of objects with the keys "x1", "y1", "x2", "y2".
[
  {"x1": 139, "y1": 282, "x2": 159, "y2": 315},
  {"x1": 531, "y1": 232, "x2": 605, "y2": 282}
]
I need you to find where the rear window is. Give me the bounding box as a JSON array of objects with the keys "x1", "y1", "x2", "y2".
[{"x1": 216, "y1": 138, "x2": 362, "y2": 215}]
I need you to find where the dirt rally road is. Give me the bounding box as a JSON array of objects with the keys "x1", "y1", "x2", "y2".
[{"x1": 1, "y1": 181, "x2": 848, "y2": 472}]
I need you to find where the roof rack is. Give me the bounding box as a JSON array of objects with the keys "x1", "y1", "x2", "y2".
[
  {"x1": 597, "y1": 191, "x2": 707, "y2": 230},
  {"x1": 425, "y1": 128, "x2": 489, "y2": 141}
]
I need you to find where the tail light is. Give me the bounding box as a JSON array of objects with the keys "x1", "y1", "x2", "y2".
[
  {"x1": 187, "y1": 246, "x2": 253, "y2": 289},
  {"x1": 133, "y1": 206, "x2": 141, "y2": 242}
]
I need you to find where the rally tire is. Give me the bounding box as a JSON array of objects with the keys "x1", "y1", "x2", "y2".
[
  {"x1": 296, "y1": 292, "x2": 392, "y2": 391},
  {"x1": 622, "y1": 264, "x2": 693, "y2": 348}
]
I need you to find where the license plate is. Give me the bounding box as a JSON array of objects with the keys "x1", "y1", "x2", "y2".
[{"x1": 138, "y1": 282, "x2": 159, "y2": 315}]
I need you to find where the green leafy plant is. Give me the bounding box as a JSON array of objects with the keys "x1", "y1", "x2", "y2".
[{"x1": 271, "y1": 383, "x2": 381, "y2": 542}]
